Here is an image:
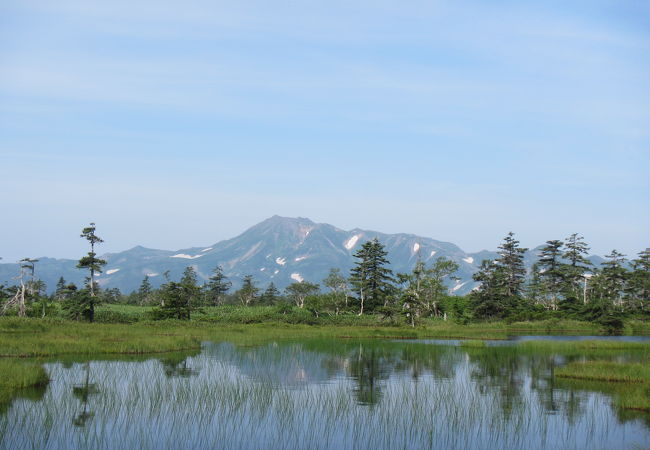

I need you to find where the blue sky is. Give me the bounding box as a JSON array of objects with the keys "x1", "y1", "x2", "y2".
[{"x1": 1, "y1": 0, "x2": 649, "y2": 261}]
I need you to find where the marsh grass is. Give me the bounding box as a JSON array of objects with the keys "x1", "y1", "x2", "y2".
[
  {"x1": 0, "y1": 318, "x2": 201, "y2": 357},
  {"x1": 0, "y1": 360, "x2": 49, "y2": 412},
  {"x1": 556, "y1": 361, "x2": 650, "y2": 383},
  {"x1": 460, "y1": 340, "x2": 486, "y2": 348},
  {"x1": 515, "y1": 339, "x2": 650, "y2": 354}
]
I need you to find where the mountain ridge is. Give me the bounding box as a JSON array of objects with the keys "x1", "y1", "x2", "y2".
[{"x1": 0, "y1": 216, "x2": 606, "y2": 296}]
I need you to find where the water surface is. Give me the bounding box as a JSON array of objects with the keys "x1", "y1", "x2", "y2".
[{"x1": 1, "y1": 339, "x2": 648, "y2": 449}]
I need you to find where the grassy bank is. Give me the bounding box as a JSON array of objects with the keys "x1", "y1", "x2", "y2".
[
  {"x1": 0, "y1": 318, "x2": 202, "y2": 357},
  {"x1": 556, "y1": 361, "x2": 650, "y2": 383},
  {"x1": 2, "y1": 316, "x2": 649, "y2": 358},
  {"x1": 0, "y1": 360, "x2": 49, "y2": 411},
  {"x1": 556, "y1": 369, "x2": 650, "y2": 412}
]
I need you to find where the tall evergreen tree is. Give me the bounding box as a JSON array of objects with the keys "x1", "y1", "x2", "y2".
[
  {"x1": 179, "y1": 267, "x2": 200, "y2": 319},
  {"x1": 537, "y1": 240, "x2": 564, "y2": 309},
  {"x1": 205, "y1": 266, "x2": 232, "y2": 306},
  {"x1": 471, "y1": 233, "x2": 528, "y2": 319},
  {"x1": 496, "y1": 232, "x2": 528, "y2": 297},
  {"x1": 471, "y1": 259, "x2": 509, "y2": 319},
  {"x1": 77, "y1": 223, "x2": 106, "y2": 322},
  {"x1": 138, "y1": 276, "x2": 153, "y2": 305},
  {"x1": 156, "y1": 281, "x2": 186, "y2": 319},
  {"x1": 54, "y1": 277, "x2": 67, "y2": 301},
  {"x1": 627, "y1": 249, "x2": 650, "y2": 312},
  {"x1": 561, "y1": 233, "x2": 592, "y2": 302},
  {"x1": 260, "y1": 282, "x2": 280, "y2": 305},
  {"x1": 349, "y1": 238, "x2": 395, "y2": 314},
  {"x1": 599, "y1": 250, "x2": 628, "y2": 307}
]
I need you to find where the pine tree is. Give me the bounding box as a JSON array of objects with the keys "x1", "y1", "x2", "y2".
[
  {"x1": 261, "y1": 282, "x2": 280, "y2": 304},
  {"x1": 179, "y1": 267, "x2": 200, "y2": 319},
  {"x1": 537, "y1": 240, "x2": 564, "y2": 309},
  {"x1": 349, "y1": 238, "x2": 395, "y2": 314},
  {"x1": 599, "y1": 250, "x2": 628, "y2": 307},
  {"x1": 627, "y1": 249, "x2": 650, "y2": 312},
  {"x1": 156, "y1": 281, "x2": 186, "y2": 319},
  {"x1": 561, "y1": 233, "x2": 592, "y2": 302},
  {"x1": 205, "y1": 266, "x2": 232, "y2": 306},
  {"x1": 471, "y1": 259, "x2": 508, "y2": 319},
  {"x1": 138, "y1": 276, "x2": 153, "y2": 305},
  {"x1": 496, "y1": 232, "x2": 528, "y2": 297},
  {"x1": 55, "y1": 277, "x2": 67, "y2": 301},
  {"x1": 77, "y1": 223, "x2": 106, "y2": 322}
]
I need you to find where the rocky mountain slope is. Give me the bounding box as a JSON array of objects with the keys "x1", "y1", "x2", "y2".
[{"x1": 0, "y1": 216, "x2": 605, "y2": 296}]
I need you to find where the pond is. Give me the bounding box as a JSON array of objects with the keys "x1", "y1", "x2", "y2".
[{"x1": 1, "y1": 339, "x2": 649, "y2": 449}]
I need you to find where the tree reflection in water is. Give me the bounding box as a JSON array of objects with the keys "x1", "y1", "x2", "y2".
[{"x1": 72, "y1": 362, "x2": 99, "y2": 427}]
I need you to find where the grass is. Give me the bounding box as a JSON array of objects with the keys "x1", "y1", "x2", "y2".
[
  {"x1": 517, "y1": 340, "x2": 650, "y2": 353},
  {"x1": 459, "y1": 340, "x2": 486, "y2": 348},
  {"x1": 0, "y1": 359, "x2": 49, "y2": 411},
  {"x1": 0, "y1": 318, "x2": 202, "y2": 357},
  {"x1": 556, "y1": 361, "x2": 650, "y2": 383}
]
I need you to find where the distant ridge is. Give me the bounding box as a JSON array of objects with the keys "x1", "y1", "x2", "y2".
[{"x1": 0, "y1": 216, "x2": 605, "y2": 295}]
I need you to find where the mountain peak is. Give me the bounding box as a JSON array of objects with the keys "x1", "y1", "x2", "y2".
[{"x1": 262, "y1": 215, "x2": 315, "y2": 225}]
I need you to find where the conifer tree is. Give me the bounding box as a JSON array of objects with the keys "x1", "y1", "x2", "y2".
[
  {"x1": 627, "y1": 249, "x2": 650, "y2": 312},
  {"x1": 138, "y1": 276, "x2": 153, "y2": 305},
  {"x1": 496, "y1": 232, "x2": 528, "y2": 297},
  {"x1": 157, "y1": 281, "x2": 186, "y2": 319},
  {"x1": 349, "y1": 238, "x2": 395, "y2": 314},
  {"x1": 205, "y1": 266, "x2": 232, "y2": 306},
  {"x1": 77, "y1": 223, "x2": 106, "y2": 322},
  {"x1": 471, "y1": 259, "x2": 508, "y2": 319},
  {"x1": 180, "y1": 267, "x2": 200, "y2": 319},
  {"x1": 599, "y1": 250, "x2": 628, "y2": 307},
  {"x1": 561, "y1": 233, "x2": 592, "y2": 302},
  {"x1": 55, "y1": 277, "x2": 67, "y2": 301},
  {"x1": 261, "y1": 282, "x2": 280, "y2": 304},
  {"x1": 537, "y1": 240, "x2": 564, "y2": 309}
]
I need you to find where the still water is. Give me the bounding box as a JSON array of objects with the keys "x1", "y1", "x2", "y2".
[{"x1": 1, "y1": 339, "x2": 649, "y2": 449}]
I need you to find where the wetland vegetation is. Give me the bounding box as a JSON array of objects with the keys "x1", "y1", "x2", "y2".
[{"x1": 1, "y1": 331, "x2": 649, "y2": 449}]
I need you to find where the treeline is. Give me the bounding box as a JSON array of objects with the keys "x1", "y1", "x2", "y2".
[{"x1": 1, "y1": 225, "x2": 648, "y2": 331}]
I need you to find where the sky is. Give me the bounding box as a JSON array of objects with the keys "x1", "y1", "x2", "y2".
[{"x1": 1, "y1": 0, "x2": 649, "y2": 262}]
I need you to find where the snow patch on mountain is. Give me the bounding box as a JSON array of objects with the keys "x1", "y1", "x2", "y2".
[
  {"x1": 452, "y1": 281, "x2": 468, "y2": 292},
  {"x1": 463, "y1": 257, "x2": 474, "y2": 264},
  {"x1": 275, "y1": 257, "x2": 286, "y2": 266},
  {"x1": 260, "y1": 268, "x2": 265, "y2": 271},
  {"x1": 274, "y1": 270, "x2": 279, "y2": 275},
  {"x1": 295, "y1": 256, "x2": 308, "y2": 262},
  {"x1": 146, "y1": 273, "x2": 159, "y2": 277},
  {"x1": 201, "y1": 247, "x2": 213, "y2": 252},
  {"x1": 413, "y1": 243, "x2": 420, "y2": 253},
  {"x1": 291, "y1": 273, "x2": 304, "y2": 282},
  {"x1": 430, "y1": 250, "x2": 436, "y2": 257},
  {"x1": 171, "y1": 254, "x2": 203, "y2": 260},
  {"x1": 106, "y1": 269, "x2": 120, "y2": 275},
  {"x1": 344, "y1": 235, "x2": 360, "y2": 250}
]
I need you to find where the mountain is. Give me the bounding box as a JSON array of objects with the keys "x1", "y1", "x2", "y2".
[{"x1": 0, "y1": 216, "x2": 609, "y2": 296}]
